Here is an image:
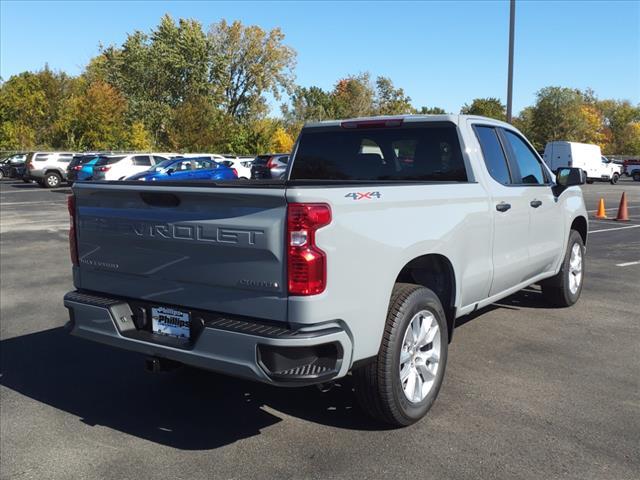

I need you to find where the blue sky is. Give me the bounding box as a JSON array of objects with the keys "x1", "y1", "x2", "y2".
[{"x1": 1, "y1": 0, "x2": 638, "y2": 115}]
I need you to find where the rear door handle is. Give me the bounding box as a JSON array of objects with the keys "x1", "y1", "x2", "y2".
[
  {"x1": 530, "y1": 200, "x2": 542, "y2": 208},
  {"x1": 496, "y1": 202, "x2": 511, "y2": 212}
]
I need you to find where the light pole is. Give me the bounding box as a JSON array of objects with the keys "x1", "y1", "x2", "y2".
[{"x1": 506, "y1": 0, "x2": 516, "y2": 123}]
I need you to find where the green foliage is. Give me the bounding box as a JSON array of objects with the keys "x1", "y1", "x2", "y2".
[
  {"x1": 374, "y1": 76, "x2": 413, "y2": 115},
  {"x1": 418, "y1": 106, "x2": 447, "y2": 115},
  {"x1": 210, "y1": 20, "x2": 296, "y2": 119},
  {"x1": 460, "y1": 97, "x2": 506, "y2": 121}
]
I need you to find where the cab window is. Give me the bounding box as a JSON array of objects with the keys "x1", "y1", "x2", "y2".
[
  {"x1": 474, "y1": 126, "x2": 511, "y2": 185},
  {"x1": 503, "y1": 130, "x2": 547, "y2": 185}
]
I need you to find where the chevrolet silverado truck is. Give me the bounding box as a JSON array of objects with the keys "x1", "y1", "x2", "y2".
[{"x1": 64, "y1": 115, "x2": 588, "y2": 426}]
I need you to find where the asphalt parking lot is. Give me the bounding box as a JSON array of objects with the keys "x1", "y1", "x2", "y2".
[{"x1": 1, "y1": 178, "x2": 639, "y2": 480}]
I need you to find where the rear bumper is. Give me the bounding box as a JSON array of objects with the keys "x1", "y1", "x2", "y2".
[{"x1": 63, "y1": 290, "x2": 353, "y2": 386}]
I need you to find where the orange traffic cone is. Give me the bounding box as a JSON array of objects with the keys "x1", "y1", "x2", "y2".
[
  {"x1": 595, "y1": 198, "x2": 607, "y2": 219},
  {"x1": 615, "y1": 192, "x2": 630, "y2": 222}
]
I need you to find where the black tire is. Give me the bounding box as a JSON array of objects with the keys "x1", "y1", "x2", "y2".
[
  {"x1": 586, "y1": 179, "x2": 594, "y2": 184},
  {"x1": 43, "y1": 172, "x2": 61, "y2": 188},
  {"x1": 22, "y1": 178, "x2": 31, "y2": 183},
  {"x1": 353, "y1": 283, "x2": 448, "y2": 427},
  {"x1": 633, "y1": 172, "x2": 640, "y2": 182},
  {"x1": 610, "y1": 173, "x2": 619, "y2": 185},
  {"x1": 541, "y1": 230, "x2": 585, "y2": 307}
]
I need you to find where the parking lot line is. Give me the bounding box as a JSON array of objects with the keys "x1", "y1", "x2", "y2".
[
  {"x1": 616, "y1": 261, "x2": 640, "y2": 267},
  {"x1": 589, "y1": 225, "x2": 640, "y2": 234}
]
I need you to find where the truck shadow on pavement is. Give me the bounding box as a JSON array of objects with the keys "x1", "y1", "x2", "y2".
[
  {"x1": 0, "y1": 288, "x2": 546, "y2": 450},
  {"x1": 0, "y1": 327, "x2": 383, "y2": 451}
]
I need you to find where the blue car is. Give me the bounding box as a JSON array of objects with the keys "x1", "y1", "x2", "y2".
[
  {"x1": 126, "y1": 157, "x2": 238, "y2": 182},
  {"x1": 67, "y1": 154, "x2": 102, "y2": 181}
]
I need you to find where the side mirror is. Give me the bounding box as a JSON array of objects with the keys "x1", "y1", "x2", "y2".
[
  {"x1": 556, "y1": 167, "x2": 586, "y2": 187},
  {"x1": 166, "y1": 168, "x2": 175, "y2": 175}
]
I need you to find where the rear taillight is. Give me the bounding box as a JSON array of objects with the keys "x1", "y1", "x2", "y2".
[
  {"x1": 287, "y1": 203, "x2": 331, "y2": 296},
  {"x1": 266, "y1": 156, "x2": 276, "y2": 169},
  {"x1": 231, "y1": 168, "x2": 238, "y2": 177},
  {"x1": 68, "y1": 195, "x2": 78, "y2": 266},
  {"x1": 73, "y1": 165, "x2": 82, "y2": 171},
  {"x1": 97, "y1": 166, "x2": 110, "y2": 172}
]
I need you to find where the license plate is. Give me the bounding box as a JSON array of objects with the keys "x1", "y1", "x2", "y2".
[{"x1": 151, "y1": 307, "x2": 191, "y2": 339}]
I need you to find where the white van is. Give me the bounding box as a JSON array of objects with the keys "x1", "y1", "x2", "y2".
[{"x1": 543, "y1": 141, "x2": 622, "y2": 184}]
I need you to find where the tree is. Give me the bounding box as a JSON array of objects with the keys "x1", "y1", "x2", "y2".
[
  {"x1": 598, "y1": 100, "x2": 640, "y2": 154},
  {"x1": 0, "y1": 67, "x2": 78, "y2": 149},
  {"x1": 281, "y1": 85, "x2": 334, "y2": 130},
  {"x1": 270, "y1": 126, "x2": 294, "y2": 152},
  {"x1": 460, "y1": 97, "x2": 506, "y2": 121},
  {"x1": 166, "y1": 95, "x2": 218, "y2": 151},
  {"x1": 331, "y1": 73, "x2": 375, "y2": 118},
  {"x1": 524, "y1": 86, "x2": 612, "y2": 150},
  {"x1": 418, "y1": 106, "x2": 447, "y2": 115},
  {"x1": 129, "y1": 121, "x2": 154, "y2": 151},
  {"x1": 209, "y1": 20, "x2": 296, "y2": 119},
  {"x1": 99, "y1": 15, "x2": 211, "y2": 146},
  {"x1": 374, "y1": 76, "x2": 413, "y2": 115},
  {"x1": 618, "y1": 122, "x2": 640, "y2": 155}
]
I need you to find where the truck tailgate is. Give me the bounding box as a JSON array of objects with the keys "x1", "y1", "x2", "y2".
[{"x1": 73, "y1": 183, "x2": 287, "y2": 322}]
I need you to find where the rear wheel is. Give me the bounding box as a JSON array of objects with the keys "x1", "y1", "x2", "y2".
[
  {"x1": 586, "y1": 179, "x2": 594, "y2": 184},
  {"x1": 43, "y1": 172, "x2": 61, "y2": 188},
  {"x1": 541, "y1": 230, "x2": 585, "y2": 307},
  {"x1": 353, "y1": 283, "x2": 448, "y2": 427},
  {"x1": 633, "y1": 172, "x2": 640, "y2": 182},
  {"x1": 610, "y1": 173, "x2": 619, "y2": 185}
]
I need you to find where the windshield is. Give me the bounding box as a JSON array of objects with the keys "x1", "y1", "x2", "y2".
[{"x1": 150, "y1": 159, "x2": 176, "y2": 172}]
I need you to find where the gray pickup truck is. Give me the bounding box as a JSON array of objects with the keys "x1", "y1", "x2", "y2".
[{"x1": 64, "y1": 115, "x2": 588, "y2": 426}]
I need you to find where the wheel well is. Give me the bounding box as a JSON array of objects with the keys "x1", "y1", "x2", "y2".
[
  {"x1": 395, "y1": 254, "x2": 456, "y2": 341},
  {"x1": 571, "y1": 216, "x2": 587, "y2": 246},
  {"x1": 44, "y1": 169, "x2": 62, "y2": 177}
]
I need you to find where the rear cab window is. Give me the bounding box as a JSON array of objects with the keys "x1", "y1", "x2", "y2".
[{"x1": 290, "y1": 123, "x2": 468, "y2": 182}]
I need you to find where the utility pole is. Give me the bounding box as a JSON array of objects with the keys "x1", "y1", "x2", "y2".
[{"x1": 506, "y1": 0, "x2": 516, "y2": 123}]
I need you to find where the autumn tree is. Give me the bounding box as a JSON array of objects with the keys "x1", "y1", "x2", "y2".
[
  {"x1": 209, "y1": 20, "x2": 296, "y2": 119},
  {"x1": 331, "y1": 73, "x2": 375, "y2": 118},
  {"x1": 57, "y1": 80, "x2": 129, "y2": 150},
  {"x1": 270, "y1": 126, "x2": 294, "y2": 152}
]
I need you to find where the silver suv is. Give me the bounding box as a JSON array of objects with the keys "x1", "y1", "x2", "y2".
[{"x1": 24, "y1": 151, "x2": 76, "y2": 188}]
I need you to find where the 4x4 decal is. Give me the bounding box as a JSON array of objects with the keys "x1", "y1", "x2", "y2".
[{"x1": 345, "y1": 191, "x2": 382, "y2": 201}]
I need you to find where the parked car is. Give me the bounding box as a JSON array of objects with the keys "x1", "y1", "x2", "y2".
[
  {"x1": 24, "y1": 151, "x2": 76, "y2": 187},
  {"x1": 67, "y1": 154, "x2": 107, "y2": 182},
  {"x1": 0, "y1": 153, "x2": 27, "y2": 179},
  {"x1": 250, "y1": 153, "x2": 289, "y2": 179},
  {"x1": 622, "y1": 159, "x2": 640, "y2": 180},
  {"x1": 64, "y1": 114, "x2": 588, "y2": 427},
  {"x1": 220, "y1": 155, "x2": 253, "y2": 179},
  {"x1": 126, "y1": 157, "x2": 238, "y2": 181},
  {"x1": 92, "y1": 154, "x2": 169, "y2": 181},
  {"x1": 543, "y1": 141, "x2": 622, "y2": 184}
]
